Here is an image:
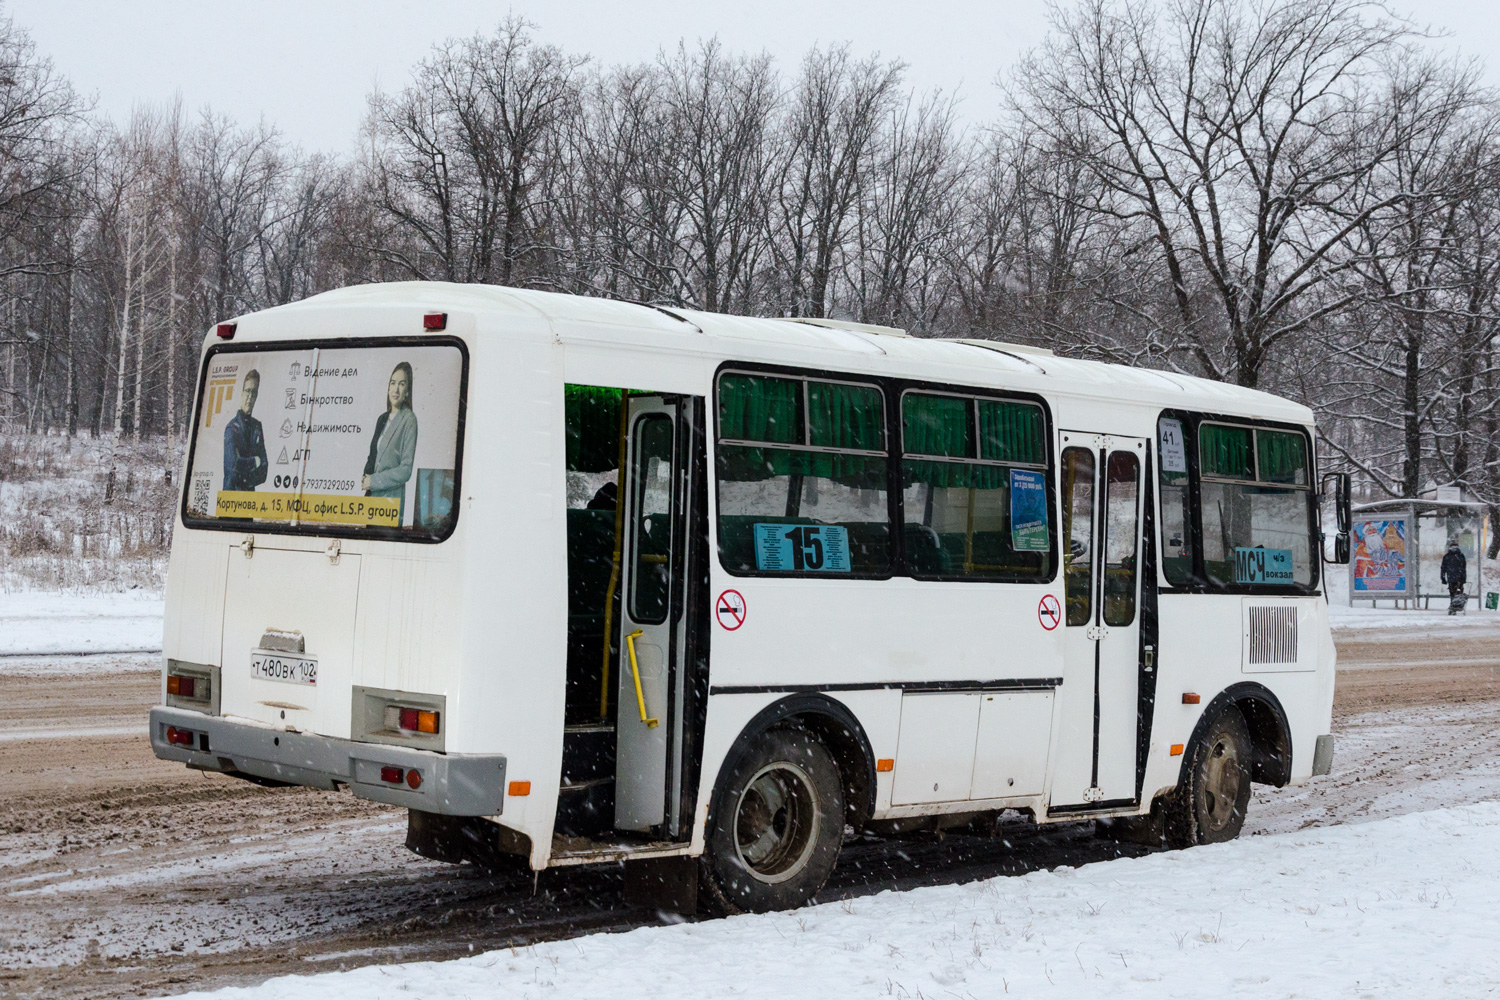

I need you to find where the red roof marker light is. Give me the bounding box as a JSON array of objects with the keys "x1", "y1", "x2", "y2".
[
  {"x1": 216, "y1": 323, "x2": 237, "y2": 339},
  {"x1": 423, "y1": 312, "x2": 447, "y2": 331}
]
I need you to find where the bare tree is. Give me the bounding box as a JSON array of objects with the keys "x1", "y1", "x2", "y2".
[
  {"x1": 1016, "y1": 0, "x2": 1426, "y2": 387},
  {"x1": 768, "y1": 46, "x2": 903, "y2": 318}
]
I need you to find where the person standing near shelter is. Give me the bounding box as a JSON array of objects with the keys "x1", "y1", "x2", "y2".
[
  {"x1": 1441, "y1": 540, "x2": 1467, "y2": 615},
  {"x1": 222, "y1": 369, "x2": 268, "y2": 491}
]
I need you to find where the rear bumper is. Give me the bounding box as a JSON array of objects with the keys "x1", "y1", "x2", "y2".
[{"x1": 149, "y1": 707, "x2": 507, "y2": 816}]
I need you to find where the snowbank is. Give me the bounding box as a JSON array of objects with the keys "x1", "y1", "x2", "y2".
[
  {"x1": 1329, "y1": 602, "x2": 1500, "y2": 634},
  {"x1": 0, "y1": 591, "x2": 163, "y2": 656},
  {"x1": 165, "y1": 802, "x2": 1500, "y2": 1000}
]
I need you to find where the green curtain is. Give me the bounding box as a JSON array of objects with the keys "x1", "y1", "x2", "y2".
[
  {"x1": 902, "y1": 459, "x2": 1008, "y2": 490},
  {"x1": 565, "y1": 385, "x2": 623, "y2": 472},
  {"x1": 1199, "y1": 424, "x2": 1254, "y2": 480},
  {"x1": 903, "y1": 394, "x2": 971, "y2": 457},
  {"x1": 808, "y1": 382, "x2": 884, "y2": 451},
  {"x1": 717, "y1": 445, "x2": 885, "y2": 489},
  {"x1": 1257, "y1": 430, "x2": 1307, "y2": 485},
  {"x1": 719, "y1": 374, "x2": 801, "y2": 444},
  {"x1": 977, "y1": 400, "x2": 1045, "y2": 465}
]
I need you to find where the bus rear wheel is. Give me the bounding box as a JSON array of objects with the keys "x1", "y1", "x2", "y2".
[
  {"x1": 1165, "y1": 705, "x2": 1252, "y2": 848},
  {"x1": 700, "y1": 727, "x2": 844, "y2": 914}
]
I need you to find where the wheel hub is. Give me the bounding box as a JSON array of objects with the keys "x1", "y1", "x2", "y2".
[
  {"x1": 733, "y1": 762, "x2": 819, "y2": 884},
  {"x1": 1201, "y1": 736, "x2": 1243, "y2": 832}
]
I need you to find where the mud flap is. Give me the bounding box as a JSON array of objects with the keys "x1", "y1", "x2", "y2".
[
  {"x1": 623, "y1": 855, "x2": 698, "y2": 915},
  {"x1": 1312, "y1": 734, "x2": 1334, "y2": 776}
]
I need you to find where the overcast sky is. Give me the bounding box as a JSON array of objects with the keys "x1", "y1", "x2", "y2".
[{"x1": 9, "y1": 0, "x2": 1500, "y2": 154}]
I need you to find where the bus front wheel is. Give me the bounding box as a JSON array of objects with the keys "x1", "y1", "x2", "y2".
[
  {"x1": 1164, "y1": 705, "x2": 1253, "y2": 848},
  {"x1": 700, "y1": 726, "x2": 844, "y2": 914}
]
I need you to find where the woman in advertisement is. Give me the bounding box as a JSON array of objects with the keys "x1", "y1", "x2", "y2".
[{"x1": 362, "y1": 361, "x2": 418, "y2": 523}]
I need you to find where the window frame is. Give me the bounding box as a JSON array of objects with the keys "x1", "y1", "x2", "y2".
[
  {"x1": 1156, "y1": 408, "x2": 1320, "y2": 595},
  {"x1": 179, "y1": 335, "x2": 470, "y2": 545},
  {"x1": 897, "y1": 387, "x2": 1055, "y2": 583},
  {"x1": 713, "y1": 365, "x2": 895, "y2": 580},
  {"x1": 710, "y1": 360, "x2": 1059, "y2": 584},
  {"x1": 627, "y1": 411, "x2": 675, "y2": 625}
]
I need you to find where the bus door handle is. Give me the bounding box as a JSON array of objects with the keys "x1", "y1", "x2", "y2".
[{"x1": 624, "y1": 629, "x2": 660, "y2": 729}]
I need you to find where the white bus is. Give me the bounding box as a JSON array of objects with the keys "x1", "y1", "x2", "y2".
[{"x1": 151, "y1": 282, "x2": 1347, "y2": 913}]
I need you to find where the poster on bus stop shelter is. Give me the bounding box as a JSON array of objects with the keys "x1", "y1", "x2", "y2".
[
  {"x1": 186, "y1": 344, "x2": 464, "y2": 535},
  {"x1": 1352, "y1": 517, "x2": 1409, "y2": 594}
]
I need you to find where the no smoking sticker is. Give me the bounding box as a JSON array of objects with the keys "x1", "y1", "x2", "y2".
[
  {"x1": 1037, "y1": 594, "x2": 1061, "y2": 631},
  {"x1": 715, "y1": 589, "x2": 746, "y2": 631}
]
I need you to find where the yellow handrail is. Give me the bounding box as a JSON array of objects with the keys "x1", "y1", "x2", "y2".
[{"x1": 624, "y1": 629, "x2": 659, "y2": 729}]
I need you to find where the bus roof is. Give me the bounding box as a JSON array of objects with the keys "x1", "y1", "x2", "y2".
[{"x1": 258, "y1": 281, "x2": 1315, "y2": 426}]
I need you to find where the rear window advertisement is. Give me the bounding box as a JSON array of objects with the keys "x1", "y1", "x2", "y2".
[{"x1": 186, "y1": 344, "x2": 463, "y2": 536}]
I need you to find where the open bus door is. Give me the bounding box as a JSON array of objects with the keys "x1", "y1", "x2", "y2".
[
  {"x1": 1051, "y1": 432, "x2": 1147, "y2": 812},
  {"x1": 614, "y1": 394, "x2": 704, "y2": 838}
]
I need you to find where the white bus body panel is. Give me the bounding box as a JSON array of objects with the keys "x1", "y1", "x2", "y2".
[{"x1": 156, "y1": 282, "x2": 1337, "y2": 872}]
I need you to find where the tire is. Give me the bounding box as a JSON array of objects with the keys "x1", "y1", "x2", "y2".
[
  {"x1": 1164, "y1": 705, "x2": 1253, "y2": 849},
  {"x1": 699, "y1": 726, "x2": 844, "y2": 914}
]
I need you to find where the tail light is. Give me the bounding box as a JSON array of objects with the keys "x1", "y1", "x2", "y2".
[
  {"x1": 423, "y1": 312, "x2": 447, "y2": 331},
  {"x1": 166, "y1": 661, "x2": 215, "y2": 711},
  {"x1": 380, "y1": 766, "x2": 403, "y2": 784},
  {"x1": 166, "y1": 726, "x2": 194, "y2": 747},
  {"x1": 216, "y1": 323, "x2": 237, "y2": 339},
  {"x1": 355, "y1": 687, "x2": 445, "y2": 750},
  {"x1": 384, "y1": 705, "x2": 440, "y2": 735}
]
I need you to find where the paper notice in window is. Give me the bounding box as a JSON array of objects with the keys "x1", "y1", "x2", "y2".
[
  {"x1": 1009, "y1": 468, "x2": 1050, "y2": 552},
  {"x1": 1159, "y1": 419, "x2": 1187, "y2": 473}
]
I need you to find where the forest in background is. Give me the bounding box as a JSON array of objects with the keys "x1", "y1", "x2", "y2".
[{"x1": 1, "y1": 0, "x2": 1499, "y2": 536}]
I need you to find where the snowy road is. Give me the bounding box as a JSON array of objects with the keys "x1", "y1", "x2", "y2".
[
  {"x1": 0, "y1": 607, "x2": 1496, "y2": 998},
  {"x1": 168, "y1": 803, "x2": 1500, "y2": 1000}
]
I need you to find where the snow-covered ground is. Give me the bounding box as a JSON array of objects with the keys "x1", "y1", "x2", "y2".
[
  {"x1": 0, "y1": 591, "x2": 163, "y2": 657},
  {"x1": 0, "y1": 589, "x2": 1493, "y2": 998},
  {"x1": 164, "y1": 802, "x2": 1500, "y2": 1000},
  {"x1": 1328, "y1": 602, "x2": 1500, "y2": 633}
]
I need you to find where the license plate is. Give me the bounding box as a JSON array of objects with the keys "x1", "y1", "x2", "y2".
[{"x1": 250, "y1": 651, "x2": 317, "y2": 686}]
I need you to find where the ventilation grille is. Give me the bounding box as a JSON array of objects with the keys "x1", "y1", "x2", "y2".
[{"x1": 1247, "y1": 605, "x2": 1299, "y2": 664}]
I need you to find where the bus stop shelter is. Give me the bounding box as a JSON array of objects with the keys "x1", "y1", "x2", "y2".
[{"x1": 1349, "y1": 499, "x2": 1487, "y2": 609}]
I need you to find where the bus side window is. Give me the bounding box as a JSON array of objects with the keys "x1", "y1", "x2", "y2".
[
  {"x1": 1199, "y1": 424, "x2": 1315, "y2": 587},
  {"x1": 629, "y1": 414, "x2": 674, "y2": 624},
  {"x1": 1061, "y1": 447, "x2": 1095, "y2": 625},
  {"x1": 1157, "y1": 415, "x2": 1195, "y2": 585},
  {"x1": 1103, "y1": 451, "x2": 1140, "y2": 626},
  {"x1": 900, "y1": 393, "x2": 1052, "y2": 580},
  {"x1": 715, "y1": 372, "x2": 890, "y2": 576}
]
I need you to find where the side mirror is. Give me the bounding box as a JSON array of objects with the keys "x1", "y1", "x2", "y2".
[{"x1": 1320, "y1": 472, "x2": 1352, "y2": 565}]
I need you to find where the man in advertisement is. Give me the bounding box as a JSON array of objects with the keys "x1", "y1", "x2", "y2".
[{"x1": 223, "y1": 369, "x2": 269, "y2": 492}]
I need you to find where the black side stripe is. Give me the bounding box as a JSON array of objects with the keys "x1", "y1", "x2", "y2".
[{"x1": 709, "y1": 678, "x2": 1062, "y2": 696}]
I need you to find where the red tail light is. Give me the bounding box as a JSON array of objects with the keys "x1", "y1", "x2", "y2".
[
  {"x1": 167, "y1": 676, "x2": 196, "y2": 698},
  {"x1": 216, "y1": 323, "x2": 237, "y2": 339},
  {"x1": 380, "y1": 766, "x2": 403, "y2": 784},
  {"x1": 166, "y1": 726, "x2": 194, "y2": 746},
  {"x1": 394, "y1": 707, "x2": 439, "y2": 734},
  {"x1": 423, "y1": 312, "x2": 447, "y2": 331}
]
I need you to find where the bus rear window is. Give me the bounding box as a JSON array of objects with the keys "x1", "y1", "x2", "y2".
[{"x1": 183, "y1": 340, "x2": 466, "y2": 541}]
